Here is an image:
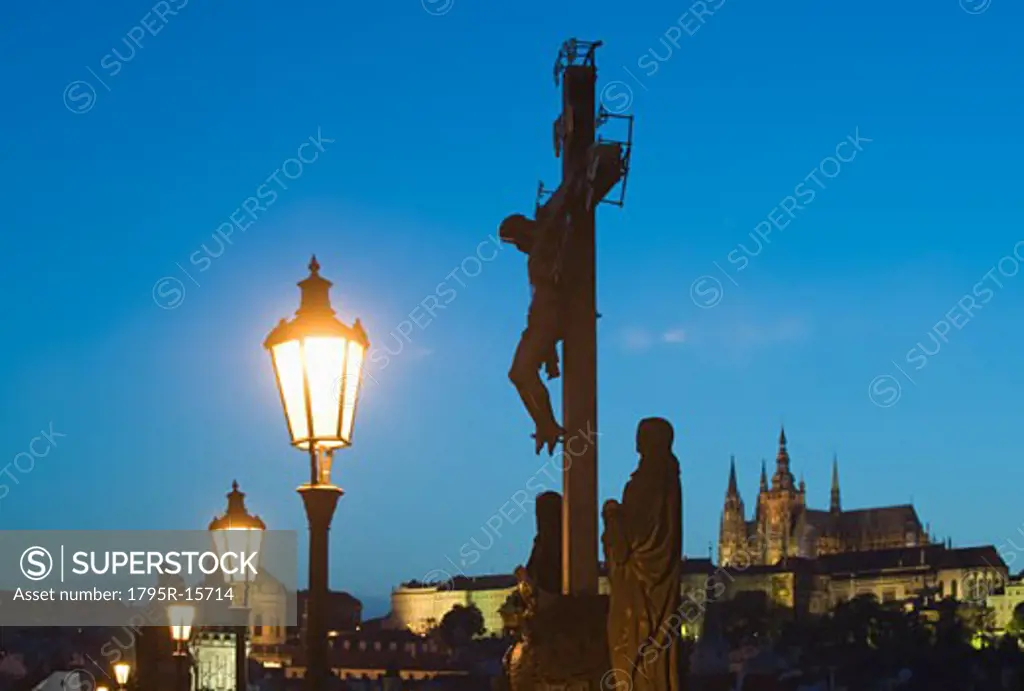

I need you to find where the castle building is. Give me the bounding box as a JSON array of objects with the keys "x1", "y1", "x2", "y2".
[
  {"x1": 719, "y1": 427, "x2": 932, "y2": 567},
  {"x1": 390, "y1": 575, "x2": 518, "y2": 636},
  {"x1": 987, "y1": 577, "x2": 1024, "y2": 633}
]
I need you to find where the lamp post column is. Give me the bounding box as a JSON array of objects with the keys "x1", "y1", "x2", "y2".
[
  {"x1": 177, "y1": 649, "x2": 192, "y2": 691},
  {"x1": 236, "y1": 579, "x2": 254, "y2": 691},
  {"x1": 235, "y1": 616, "x2": 247, "y2": 691},
  {"x1": 300, "y1": 482, "x2": 342, "y2": 691}
]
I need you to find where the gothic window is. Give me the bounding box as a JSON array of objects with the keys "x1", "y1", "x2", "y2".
[{"x1": 951, "y1": 579, "x2": 958, "y2": 600}]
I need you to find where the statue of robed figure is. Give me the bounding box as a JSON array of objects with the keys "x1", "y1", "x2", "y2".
[
  {"x1": 602, "y1": 418, "x2": 682, "y2": 691},
  {"x1": 501, "y1": 492, "x2": 563, "y2": 691}
]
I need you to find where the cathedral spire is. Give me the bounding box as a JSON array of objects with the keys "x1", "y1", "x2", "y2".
[
  {"x1": 727, "y1": 455, "x2": 739, "y2": 497},
  {"x1": 772, "y1": 424, "x2": 794, "y2": 489},
  {"x1": 830, "y1": 454, "x2": 841, "y2": 513},
  {"x1": 760, "y1": 459, "x2": 768, "y2": 492}
]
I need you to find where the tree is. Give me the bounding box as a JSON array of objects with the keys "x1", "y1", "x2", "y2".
[
  {"x1": 499, "y1": 590, "x2": 527, "y2": 635},
  {"x1": 956, "y1": 602, "x2": 994, "y2": 641},
  {"x1": 1006, "y1": 602, "x2": 1024, "y2": 637},
  {"x1": 438, "y1": 604, "x2": 485, "y2": 649}
]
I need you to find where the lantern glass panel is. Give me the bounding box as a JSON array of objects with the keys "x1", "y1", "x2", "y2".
[
  {"x1": 340, "y1": 340, "x2": 365, "y2": 443},
  {"x1": 271, "y1": 340, "x2": 308, "y2": 444},
  {"x1": 211, "y1": 527, "x2": 263, "y2": 584},
  {"x1": 168, "y1": 604, "x2": 195, "y2": 642},
  {"x1": 305, "y1": 336, "x2": 347, "y2": 448},
  {"x1": 114, "y1": 663, "x2": 130, "y2": 685}
]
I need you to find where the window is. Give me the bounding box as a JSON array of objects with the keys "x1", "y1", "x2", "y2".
[
  {"x1": 253, "y1": 614, "x2": 263, "y2": 637},
  {"x1": 882, "y1": 589, "x2": 896, "y2": 603},
  {"x1": 951, "y1": 580, "x2": 958, "y2": 600}
]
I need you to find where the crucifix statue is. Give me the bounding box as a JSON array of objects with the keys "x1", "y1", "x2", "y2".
[
  {"x1": 499, "y1": 37, "x2": 636, "y2": 691},
  {"x1": 502, "y1": 42, "x2": 629, "y2": 459},
  {"x1": 501, "y1": 38, "x2": 633, "y2": 596}
]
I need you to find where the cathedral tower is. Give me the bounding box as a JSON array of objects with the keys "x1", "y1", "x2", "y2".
[
  {"x1": 830, "y1": 454, "x2": 841, "y2": 513},
  {"x1": 772, "y1": 426, "x2": 795, "y2": 490},
  {"x1": 755, "y1": 458, "x2": 768, "y2": 524},
  {"x1": 763, "y1": 426, "x2": 804, "y2": 565},
  {"x1": 719, "y1": 456, "x2": 749, "y2": 566}
]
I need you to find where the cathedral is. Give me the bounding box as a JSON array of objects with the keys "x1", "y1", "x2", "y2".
[{"x1": 719, "y1": 427, "x2": 932, "y2": 567}]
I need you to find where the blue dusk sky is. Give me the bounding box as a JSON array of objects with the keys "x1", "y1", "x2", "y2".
[{"x1": 2, "y1": 0, "x2": 1024, "y2": 609}]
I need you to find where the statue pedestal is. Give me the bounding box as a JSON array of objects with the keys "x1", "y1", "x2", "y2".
[{"x1": 506, "y1": 594, "x2": 610, "y2": 691}]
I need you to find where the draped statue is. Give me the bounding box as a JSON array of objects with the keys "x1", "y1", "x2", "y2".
[
  {"x1": 526, "y1": 491, "x2": 563, "y2": 595},
  {"x1": 602, "y1": 418, "x2": 682, "y2": 691},
  {"x1": 503, "y1": 492, "x2": 563, "y2": 691}
]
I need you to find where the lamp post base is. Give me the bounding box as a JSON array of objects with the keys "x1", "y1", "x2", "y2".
[{"x1": 299, "y1": 483, "x2": 343, "y2": 691}]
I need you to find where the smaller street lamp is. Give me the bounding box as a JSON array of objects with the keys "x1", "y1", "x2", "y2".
[
  {"x1": 209, "y1": 481, "x2": 266, "y2": 563},
  {"x1": 113, "y1": 662, "x2": 130, "y2": 691},
  {"x1": 168, "y1": 603, "x2": 196, "y2": 648},
  {"x1": 209, "y1": 481, "x2": 265, "y2": 691},
  {"x1": 168, "y1": 603, "x2": 196, "y2": 691}
]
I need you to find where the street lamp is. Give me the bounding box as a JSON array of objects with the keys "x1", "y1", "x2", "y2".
[
  {"x1": 113, "y1": 662, "x2": 130, "y2": 691},
  {"x1": 168, "y1": 603, "x2": 195, "y2": 691},
  {"x1": 209, "y1": 481, "x2": 265, "y2": 691},
  {"x1": 264, "y1": 256, "x2": 369, "y2": 691},
  {"x1": 168, "y1": 604, "x2": 196, "y2": 646}
]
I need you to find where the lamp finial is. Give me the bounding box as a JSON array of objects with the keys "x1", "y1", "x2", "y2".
[{"x1": 297, "y1": 256, "x2": 334, "y2": 316}]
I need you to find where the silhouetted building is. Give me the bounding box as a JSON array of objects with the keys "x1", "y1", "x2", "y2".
[
  {"x1": 245, "y1": 628, "x2": 470, "y2": 683},
  {"x1": 287, "y1": 590, "x2": 361, "y2": 640},
  {"x1": 253, "y1": 590, "x2": 361, "y2": 669}
]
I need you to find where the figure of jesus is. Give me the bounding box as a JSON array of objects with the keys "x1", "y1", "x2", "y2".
[{"x1": 500, "y1": 212, "x2": 566, "y2": 455}]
